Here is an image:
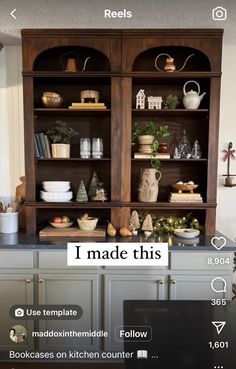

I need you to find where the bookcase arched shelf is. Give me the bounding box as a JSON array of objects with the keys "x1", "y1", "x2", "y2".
[
  {"x1": 132, "y1": 46, "x2": 211, "y2": 72},
  {"x1": 33, "y1": 46, "x2": 111, "y2": 72},
  {"x1": 21, "y1": 29, "x2": 222, "y2": 235}
]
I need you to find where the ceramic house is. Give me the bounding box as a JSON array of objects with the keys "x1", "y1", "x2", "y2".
[
  {"x1": 147, "y1": 96, "x2": 162, "y2": 109},
  {"x1": 136, "y1": 89, "x2": 146, "y2": 109}
]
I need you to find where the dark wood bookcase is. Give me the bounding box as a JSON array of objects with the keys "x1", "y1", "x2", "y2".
[{"x1": 21, "y1": 29, "x2": 223, "y2": 235}]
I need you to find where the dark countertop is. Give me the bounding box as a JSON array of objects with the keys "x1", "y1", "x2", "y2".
[{"x1": 0, "y1": 231, "x2": 235, "y2": 251}]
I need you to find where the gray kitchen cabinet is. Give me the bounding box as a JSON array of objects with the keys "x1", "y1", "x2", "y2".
[
  {"x1": 0, "y1": 274, "x2": 34, "y2": 350},
  {"x1": 104, "y1": 274, "x2": 167, "y2": 351},
  {"x1": 38, "y1": 273, "x2": 100, "y2": 351}
]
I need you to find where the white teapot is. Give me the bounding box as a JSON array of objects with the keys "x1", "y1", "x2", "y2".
[{"x1": 183, "y1": 80, "x2": 206, "y2": 109}]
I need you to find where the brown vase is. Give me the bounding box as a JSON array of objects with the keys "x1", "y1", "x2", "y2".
[
  {"x1": 138, "y1": 168, "x2": 162, "y2": 202},
  {"x1": 159, "y1": 143, "x2": 168, "y2": 153}
]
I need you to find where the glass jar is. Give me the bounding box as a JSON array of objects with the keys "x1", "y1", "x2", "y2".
[
  {"x1": 80, "y1": 138, "x2": 91, "y2": 158},
  {"x1": 92, "y1": 138, "x2": 103, "y2": 158},
  {"x1": 91, "y1": 182, "x2": 108, "y2": 202}
]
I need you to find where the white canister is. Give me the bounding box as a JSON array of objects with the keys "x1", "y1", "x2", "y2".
[{"x1": 0, "y1": 212, "x2": 19, "y2": 233}]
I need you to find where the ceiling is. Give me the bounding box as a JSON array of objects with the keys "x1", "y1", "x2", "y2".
[{"x1": 0, "y1": 0, "x2": 235, "y2": 45}]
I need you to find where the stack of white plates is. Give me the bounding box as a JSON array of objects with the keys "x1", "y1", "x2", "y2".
[{"x1": 41, "y1": 181, "x2": 72, "y2": 202}]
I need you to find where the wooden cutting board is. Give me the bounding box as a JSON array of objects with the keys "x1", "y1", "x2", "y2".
[{"x1": 39, "y1": 226, "x2": 106, "y2": 238}]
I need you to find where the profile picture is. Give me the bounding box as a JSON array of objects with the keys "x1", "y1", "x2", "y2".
[{"x1": 9, "y1": 325, "x2": 27, "y2": 343}]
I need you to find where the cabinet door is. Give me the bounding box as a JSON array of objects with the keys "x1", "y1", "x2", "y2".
[
  {"x1": 104, "y1": 274, "x2": 167, "y2": 351},
  {"x1": 169, "y1": 274, "x2": 233, "y2": 300},
  {"x1": 38, "y1": 273, "x2": 100, "y2": 351},
  {"x1": 0, "y1": 274, "x2": 34, "y2": 350}
]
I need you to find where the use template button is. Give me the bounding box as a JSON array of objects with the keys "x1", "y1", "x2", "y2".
[
  {"x1": 10, "y1": 305, "x2": 83, "y2": 320},
  {"x1": 115, "y1": 326, "x2": 152, "y2": 342}
]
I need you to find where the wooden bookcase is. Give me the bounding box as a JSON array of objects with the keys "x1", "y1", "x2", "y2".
[{"x1": 21, "y1": 29, "x2": 223, "y2": 235}]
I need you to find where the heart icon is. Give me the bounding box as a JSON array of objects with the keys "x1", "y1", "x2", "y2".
[{"x1": 211, "y1": 236, "x2": 226, "y2": 251}]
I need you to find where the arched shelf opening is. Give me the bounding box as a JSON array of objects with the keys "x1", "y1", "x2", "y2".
[
  {"x1": 33, "y1": 46, "x2": 111, "y2": 72},
  {"x1": 133, "y1": 46, "x2": 211, "y2": 72}
]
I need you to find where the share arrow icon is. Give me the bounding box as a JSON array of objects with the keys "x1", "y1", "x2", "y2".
[{"x1": 212, "y1": 321, "x2": 226, "y2": 335}]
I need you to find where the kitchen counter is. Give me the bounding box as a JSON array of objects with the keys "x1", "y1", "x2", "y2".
[{"x1": 0, "y1": 231, "x2": 235, "y2": 251}]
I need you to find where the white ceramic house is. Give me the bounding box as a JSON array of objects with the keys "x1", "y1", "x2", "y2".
[
  {"x1": 147, "y1": 96, "x2": 163, "y2": 109},
  {"x1": 136, "y1": 89, "x2": 146, "y2": 109}
]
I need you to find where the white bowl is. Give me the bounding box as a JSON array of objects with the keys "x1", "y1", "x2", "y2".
[
  {"x1": 43, "y1": 185, "x2": 71, "y2": 193},
  {"x1": 174, "y1": 228, "x2": 200, "y2": 239},
  {"x1": 49, "y1": 221, "x2": 73, "y2": 228},
  {"x1": 40, "y1": 191, "x2": 73, "y2": 202},
  {"x1": 42, "y1": 181, "x2": 70, "y2": 186},
  {"x1": 77, "y1": 217, "x2": 98, "y2": 231}
]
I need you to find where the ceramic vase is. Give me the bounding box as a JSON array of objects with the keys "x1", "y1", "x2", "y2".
[
  {"x1": 138, "y1": 168, "x2": 162, "y2": 202},
  {"x1": 51, "y1": 143, "x2": 70, "y2": 158}
]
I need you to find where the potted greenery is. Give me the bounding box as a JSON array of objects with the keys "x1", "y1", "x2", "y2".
[
  {"x1": 163, "y1": 95, "x2": 179, "y2": 109},
  {"x1": 132, "y1": 121, "x2": 170, "y2": 169},
  {"x1": 46, "y1": 120, "x2": 79, "y2": 158}
]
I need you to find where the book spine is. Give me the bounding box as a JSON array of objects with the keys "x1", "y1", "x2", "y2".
[
  {"x1": 44, "y1": 135, "x2": 51, "y2": 158},
  {"x1": 134, "y1": 154, "x2": 170, "y2": 159},
  {"x1": 35, "y1": 133, "x2": 44, "y2": 157},
  {"x1": 34, "y1": 135, "x2": 40, "y2": 158},
  {"x1": 68, "y1": 106, "x2": 106, "y2": 110},
  {"x1": 170, "y1": 199, "x2": 202, "y2": 201},
  {"x1": 71, "y1": 103, "x2": 105, "y2": 106},
  {"x1": 39, "y1": 133, "x2": 47, "y2": 157},
  {"x1": 170, "y1": 195, "x2": 201, "y2": 198}
]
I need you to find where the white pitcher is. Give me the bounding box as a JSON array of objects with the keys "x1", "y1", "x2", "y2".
[{"x1": 138, "y1": 168, "x2": 162, "y2": 202}]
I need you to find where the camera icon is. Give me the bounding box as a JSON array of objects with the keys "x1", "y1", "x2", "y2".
[
  {"x1": 212, "y1": 7, "x2": 227, "y2": 21},
  {"x1": 15, "y1": 308, "x2": 24, "y2": 317}
]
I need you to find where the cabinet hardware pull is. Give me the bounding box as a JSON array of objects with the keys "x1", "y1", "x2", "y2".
[
  {"x1": 38, "y1": 279, "x2": 44, "y2": 283},
  {"x1": 159, "y1": 280, "x2": 164, "y2": 285},
  {"x1": 25, "y1": 279, "x2": 32, "y2": 283},
  {"x1": 171, "y1": 279, "x2": 176, "y2": 284}
]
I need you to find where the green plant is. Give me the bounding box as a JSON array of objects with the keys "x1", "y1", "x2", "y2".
[
  {"x1": 46, "y1": 120, "x2": 79, "y2": 144},
  {"x1": 132, "y1": 122, "x2": 142, "y2": 145},
  {"x1": 132, "y1": 121, "x2": 170, "y2": 169},
  {"x1": 164, "y1": 95, "x2": 179, "y2": 109}
]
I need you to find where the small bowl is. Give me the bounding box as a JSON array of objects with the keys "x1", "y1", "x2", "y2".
[
  {"x1": 77, "y1": 217, "x2": 98, "y2": 231},
  {"x1": 49, "y1": 221, "x2": 73, "y2": 228},
  {"x1": 42, "y1": 92, "x2": 63, "y2": 108},
  {"x1": 174, "y1": 228, "x2": 200, "y2": 239},
  {"x1": 43, "y1": 185, "x2": 71, "y2": 193},
  {"x1": 171, "y1": 183, "x2": 199, "y2": 193},
  {"x1": 43, "y1": 181, "x2": 70, "y2": 186},
  {"x1": 40, "y1": 190, "x2": 73, "y2": 202}
]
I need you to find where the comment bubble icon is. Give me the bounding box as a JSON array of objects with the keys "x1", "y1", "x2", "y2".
[{"x1": 210, "y1": 277, "x2": 227, "y2": 293}]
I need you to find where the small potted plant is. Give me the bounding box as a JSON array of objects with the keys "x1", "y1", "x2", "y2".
[
  {"x1": 132, "y1": 121, "x2": 170, "y2": 170},
  {"x1": 164, "y1": 95, "x2": 179, "y2": 109},
  {"x1": 46, "y1": 120, "x2": 79, "y2": 158}
]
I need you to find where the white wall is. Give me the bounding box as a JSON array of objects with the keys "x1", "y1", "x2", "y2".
[
  {"x1": 0, "y1": 46, "x2": 24, "y2": 203},
  {"x1": 0, "y1": 45, "x2": 235, "y2": 239},
  {"x1": 216, "y1": 45, "x2": 236, "y2": 241}
]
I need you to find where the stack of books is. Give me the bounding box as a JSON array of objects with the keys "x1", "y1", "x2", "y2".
[
  {"x1": 169, "y1": 192, "x2": 203, "y2": 203},
  {"x1": 35, "y1": 133, "x2": 51, "y2": 158},
  {"x1": 134, "y1": 153, "x2": 170, "y2": 159},
  {"x1": 68, "y1": 102, "x2": 107, "y2": 110}
]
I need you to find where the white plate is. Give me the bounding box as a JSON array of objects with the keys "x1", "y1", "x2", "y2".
[{"x1": 174, "y1": 228, "x2": 200, "y2": 239}]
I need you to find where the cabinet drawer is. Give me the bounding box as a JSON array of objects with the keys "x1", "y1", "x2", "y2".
[
  {"x1": 0, "y1": 251, "x2": 33, "y2": 268},
  {"x1": 170, "y1": 252, "x2": 234, "y2": 271},
  {"x1": 38, "y1": 251, "x2": 98, "y2": 270}
]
